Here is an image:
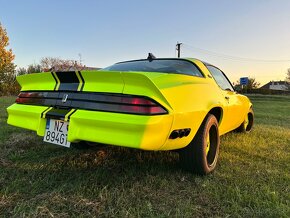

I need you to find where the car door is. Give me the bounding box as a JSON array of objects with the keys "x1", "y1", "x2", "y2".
[{"x1": 206, "y1": 65, "x2": 244, "y2": 134}]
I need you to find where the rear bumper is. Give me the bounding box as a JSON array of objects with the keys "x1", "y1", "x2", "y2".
[{"x1": 7, "y1": 104, "x2": 173, "y2": 150}]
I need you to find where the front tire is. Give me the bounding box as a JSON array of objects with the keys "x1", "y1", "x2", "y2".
[
  {"x1": 235, "y1": 108, "x2": 254, "y2": 133},
  {"x1": 179, "y1": 114, "x2": 220, "y2": 175}
]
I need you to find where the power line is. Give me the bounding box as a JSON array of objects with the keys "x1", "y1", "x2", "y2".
[{"x1": 182, "y1": 43, "x2": 290, "y2": 63}]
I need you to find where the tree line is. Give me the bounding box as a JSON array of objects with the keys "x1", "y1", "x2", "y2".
[{"x1": 17, "y1": 57, "x2": 84, "y2": 76}]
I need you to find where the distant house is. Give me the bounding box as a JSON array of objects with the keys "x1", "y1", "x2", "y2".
[{"x1": 260, "y1": 81, "x2": 289, "y2": 91}]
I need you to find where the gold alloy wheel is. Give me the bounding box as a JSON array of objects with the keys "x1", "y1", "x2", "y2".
[
  {"x1": 243, "y1": 114, "x2": 249, "y2": 130},
  {"x1": 206, "y1": 133, "x2": 210, "y2": 156}
]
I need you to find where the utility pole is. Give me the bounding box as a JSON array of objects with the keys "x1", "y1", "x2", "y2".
[
  {"x1": 78, "y1": 53, "x2": 83, "y2": 66},
  {"x1": 176, "y1": 42, "x2": 182, "y2": 58}
]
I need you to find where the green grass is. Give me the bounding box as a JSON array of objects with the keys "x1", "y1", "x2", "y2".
[{"x1": 1, "y1": 95, "x2": 290, "y2": 217}]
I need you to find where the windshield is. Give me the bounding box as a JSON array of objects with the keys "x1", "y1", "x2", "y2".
[{"x1": 103, "y1": 59, "x2": 204, "y2": 77}]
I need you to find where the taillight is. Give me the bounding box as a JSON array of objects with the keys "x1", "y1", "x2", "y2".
[
  {"x1": 16, "y1": 92, "x2": 43, "y2": 104},
  {"x1": 15, "y1": 91, "x2": 168, "y2": 115},
  {"x1": 16, "y1": 92, "x2": 29, "y2": 103},
  {"x1": 119, "y1": 97, "x2": 167, "y2": 115},
  {"x1": 121, "y1": 97, "x2": 156, "y2": 105}
]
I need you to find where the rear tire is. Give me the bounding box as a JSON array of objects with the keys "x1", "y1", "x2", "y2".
[
  {"x1": 179, "y1": 114, "x2": 220, "y2": 175},
  {"x1": 235, "y1": 108, "x2": 254, "y2": 133}
]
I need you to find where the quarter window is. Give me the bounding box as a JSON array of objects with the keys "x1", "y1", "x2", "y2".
[{"x1": 207, "y1": 66, "x2": 234, "y2": 91}]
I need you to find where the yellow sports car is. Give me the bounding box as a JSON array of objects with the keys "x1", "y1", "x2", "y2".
[{"x1": 7, "y1": 55, "x2": 254, "y2": 174}]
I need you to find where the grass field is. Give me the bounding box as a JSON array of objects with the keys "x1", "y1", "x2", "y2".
[{"x1": 0, "y1": 95, "x2": 289, "y2": 217}]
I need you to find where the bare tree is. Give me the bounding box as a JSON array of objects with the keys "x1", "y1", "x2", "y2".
[
  {"x1": 286, "y1": 68, "x2": 290, "y2": 82},
  {"x1": 286, "y1": 69, "x2": 290, "y2": 90},
  {"x1": 40, "y1": 57, "x2": 83, "y2": 72}
]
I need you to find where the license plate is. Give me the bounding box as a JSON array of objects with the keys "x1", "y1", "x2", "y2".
[{"x1": 44, "y1": 119, "x2": 71, "y2": 147}]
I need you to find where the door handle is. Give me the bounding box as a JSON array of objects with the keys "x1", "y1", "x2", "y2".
[{"x1": 225, "y1": 96, "x2": 230, "y2": 100}]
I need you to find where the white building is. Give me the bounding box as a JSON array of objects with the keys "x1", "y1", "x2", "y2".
[{"x1": 260, "y1": 81, "x2": 289, "y2": 91}]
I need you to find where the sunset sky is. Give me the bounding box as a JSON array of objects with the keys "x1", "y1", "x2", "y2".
[{"x1": 1, "y1": 0, "x2": 290, "y2": 86}]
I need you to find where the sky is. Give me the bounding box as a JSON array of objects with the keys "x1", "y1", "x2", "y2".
[{"x1": 1, "y1": 0, "x2": 290, "y2": 85}]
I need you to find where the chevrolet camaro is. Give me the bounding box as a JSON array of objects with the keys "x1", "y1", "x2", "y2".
[{"x1": 7, "y1": 55, "x2": 254, "y2": 174}]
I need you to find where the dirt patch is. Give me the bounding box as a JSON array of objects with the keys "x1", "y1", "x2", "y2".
[
  {"x1": 1, "y1": 132, "x2": 41, "y2": 157},
  {"x1": 0, "y1": 157, "x2": 12, "y2": 167},
  {"x1": 0, "y1": 194, "x2": 18, "y2": 216},
  {"x1": 32, "y1": 193, "x2": 102, "y2": 217},
  {"x1": 3, "y1": 132, "x2": 39, "y2": 148}
]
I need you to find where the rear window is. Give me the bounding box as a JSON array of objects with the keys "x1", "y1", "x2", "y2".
[{"x1": 103, "y1": 59, "x2": 204, "y2": 77}]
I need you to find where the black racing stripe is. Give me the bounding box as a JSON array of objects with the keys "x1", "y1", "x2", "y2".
[
  {"x1": 51, "y1": 72, "x2": 58, "y2": 91},
  {"x1": 45, "y1": 108, "x2": 71, "y2": 120},
  {"x1": 41, "y1": 107, "x2": 52, "y2": 118},
  {"x1": 67, "y1": 109, "x2": 77, "y2": 120},
  {"x1": 56, "y1": 71, "x2": 79, "y2": 91},
  {"x1": 78, "y1": 71, "x2": 85, "y2": 91}
]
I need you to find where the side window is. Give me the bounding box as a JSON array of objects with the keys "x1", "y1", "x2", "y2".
[
  {"x1": 173, "y1": 61, "x2": 204, "y2": 77},
  {"x1": 207, "y1": 66, "x2": 234, "y2": 91}
]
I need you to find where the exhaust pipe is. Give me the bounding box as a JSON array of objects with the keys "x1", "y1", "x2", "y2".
[
  {"x1": 179, "y1": 130, "x2": 185, "y2": 138},
  {"x1": 169, "y1": 130, "x2": 179, "y2": 139},
  {"x1": 184, "y1": 128, "x2": 191, "y2": 136},
  {"x1": 169, "y1": 128, "x2": 191, "y2": 139}
]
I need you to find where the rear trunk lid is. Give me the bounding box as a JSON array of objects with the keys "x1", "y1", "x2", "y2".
[
  {"x1": 16, "y1": 70, "x2": 173, "y2": 114},
  {"x1": 17, "y1": 71, "x2": 125, "y2": 93}
]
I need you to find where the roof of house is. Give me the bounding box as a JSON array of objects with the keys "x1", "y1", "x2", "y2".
[{"x1": 260, "y1": 81, "x2": 290, "y2": 89}]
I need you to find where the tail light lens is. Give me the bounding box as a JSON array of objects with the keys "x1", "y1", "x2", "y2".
[
  {"x1": 121, "y1": 97, "x2": 156, "y2": 105},
  {"x1": 119, "y1": 97, "x2": 167, "y2": 115},
  {"x1": 16, "y1": 92, "x2": 43, "y2": 104},
  {"x1": 15, "y1": 92, "x2": 168, "y2": 115}
]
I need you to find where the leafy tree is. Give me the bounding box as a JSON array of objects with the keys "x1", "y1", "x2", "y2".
[
  {"x1": 16, "y1": 67, "x2": 27, "y2": 76},
  {"x1": 235, "y1": 77, "x2": 260, "y2": 90},
  {"x1": 234, "y1": 77, "x2": 260, "y2": 93},
  {"x1": 16, "y1": 64, "x2": 42, "y2": 76},
  {"x1": 27, "y1": 64, "x2": 42, "y2": 74},
  {"x1": 0, "y1": 23, "x2": 17, "y2": 95},
  {"x1": 247, "y1": 77, "x2": 260, "y2": 89}
]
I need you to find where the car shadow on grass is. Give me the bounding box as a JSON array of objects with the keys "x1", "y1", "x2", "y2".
[{"x1": 2, "y1": 132, "x2": 189, "y2": 186}]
